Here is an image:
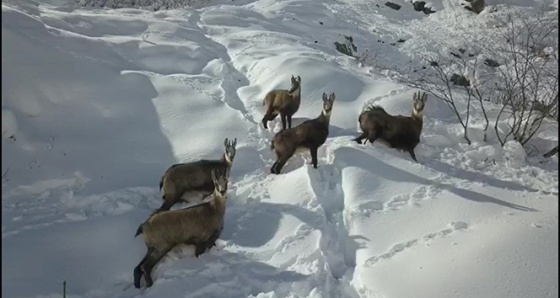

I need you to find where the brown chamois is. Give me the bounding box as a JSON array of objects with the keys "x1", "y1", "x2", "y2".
[
  {"x1": 270, "y1": 92, "x2": 336, "y2": 174},
  {"x1": 134, "y1": 169, "x2": 229, "y2": 289},
  {"x1": 262, "y1": 75, "x2": 302, "y2": 131},
  {"x1": 354, "y1": 91, "x2": 428, "y2": 162},
  {"x1": 157, "y1": 138, "x2": 237, "y2": 211}
]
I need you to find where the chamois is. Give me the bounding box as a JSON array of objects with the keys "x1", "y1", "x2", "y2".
[
  {"x1": 134, "y1": 169, "x2": 229, "y2": 289},
  {"x1": 270, "y1": 92, "x2": 336, "y2": 174},
  {"x1": 354, "y1": 91, "x2": 427, "y2": 162},
  {"x1": 157, "y1": 138, "x2": 237, "y2": 211},
  {"x1": 262, "y1": 75, "x2": 302, "y2": 131}
]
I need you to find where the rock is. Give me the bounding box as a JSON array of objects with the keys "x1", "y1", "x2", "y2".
[
  {"x1": 413, "y1": 1, "x2": 425, "y2": 11},
  {"x1": 484, "y1": 58, "x2": 500, "y2": 67},
  {"x1": 385, "y1": 1, "x2": 402, "y2": 10},
  {"x1": 450, "y1": 74, "x2": 470, "y2": 87}
]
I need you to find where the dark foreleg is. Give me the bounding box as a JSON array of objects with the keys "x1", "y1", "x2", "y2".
[
  {"x1": 408, "y1": 149, "x2": 418, "y2": 162},
  {"x1": 272, "y1": 155, "x2": 291, "y2": 174},
  {"x1": 310, "y1": 147, "x2": 319, "y2": 169},
  {"x1": 354, "y1": 132, "x2": 367, "y2": 144},
  {"x1": 280, "y1": 114, "x2": 287, "y2": 131},
  {"x1": 287, "y1": 114, "x2": 293, "y2": 129},
  {"x1": 367, "y1": 130, "x2": 380, "y2": 145}
]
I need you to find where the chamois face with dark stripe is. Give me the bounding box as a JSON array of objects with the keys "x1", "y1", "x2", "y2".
[
  {"x1": 223, "y1": 138, "x2": 237, "y2": 166},
  {"x1": 412, "y1": 92, "x2": 427, "y2": 117},
  {"x1": 322, "y1": 92, "x2": 335, "y2": 115},
  {"x1": 211, "y1": 168, "x2": 228, "y2": 198},
  {"x1": 288, "y1": 75, "x2": 301, "y2": 95}
]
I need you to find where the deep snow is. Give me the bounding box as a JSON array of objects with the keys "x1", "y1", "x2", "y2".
[{"x1": 2, "y1": 0, "x2": 558, "y2": 297}]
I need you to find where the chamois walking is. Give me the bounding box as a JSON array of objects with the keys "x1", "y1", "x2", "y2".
[
  {"x1": 270, "y1": 92, "x2": 336, "y2": 174},
  {"x1": 262, "y1": 75, "x2": 302, "y2": 131},
  {"x1": 157, "y1": 138, "x2": 237, "y2": 211},
  {"x1": 134, "y1": 169, "x2": 229, "y2": 289},
  {"x1": 354, "y1": 91, "x2": 428, "y2": 162}
]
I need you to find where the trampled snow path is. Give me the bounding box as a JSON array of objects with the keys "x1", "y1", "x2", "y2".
[{"x1": 2, "y1": 0, "x2": 558, "y2": 297}]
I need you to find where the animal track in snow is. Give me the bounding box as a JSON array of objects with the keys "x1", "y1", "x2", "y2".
[{"x1": 365, "y1": 221, "x2": 469, "y2": 266}]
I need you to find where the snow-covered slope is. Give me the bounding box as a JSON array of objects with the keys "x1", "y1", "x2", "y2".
[{"x1": 2, "y1": 0, "x2": 558, "y2": 297}]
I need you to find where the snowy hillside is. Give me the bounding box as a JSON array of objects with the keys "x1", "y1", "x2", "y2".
[{"x1": 2, "y1": 0, "x2": 558, "y2": 297}]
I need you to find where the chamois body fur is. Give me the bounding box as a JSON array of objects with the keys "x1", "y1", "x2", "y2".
[
  {"x1": 354, "y1": 92, "x2": 427, "y2": 162},
  {"x1": 262, "y1": 75, "x2": 302, "y2": 131},
  {"x1": 270, "y1": 92, "x2": 336, "y2": 174},
  {"x1": 158, "y1": 138, "x2": 237, "y2": 211},
  {"x1": 134, "y1": 169, "x2": 229, "y2": 288}
]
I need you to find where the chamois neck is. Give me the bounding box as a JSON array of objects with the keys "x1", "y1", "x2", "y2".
[
  {"x1": 222, "y1": 154, "x2": 232, "y2": 166},
  {"x1": 290, "y1": 88, "x2": 301, "y2": 100},
  {"x1": 318, "y1": 109, "x2": 332, "y2": 126},
  {"x1": 210, "y1": 192, "x2": 227, "y2": 212},
  {"x1": 411, "y1": 109, "x2": 424, "y2": 124}
]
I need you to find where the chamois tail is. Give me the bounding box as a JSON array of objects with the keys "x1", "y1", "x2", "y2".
[{"x1": 134, "y1": 223, "x2": 144, "y2": 237}]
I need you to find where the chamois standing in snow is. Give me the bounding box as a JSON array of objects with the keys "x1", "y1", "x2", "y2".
[
  {"x1": 354, "y1": 91, "x2": 427, "y2": 162},
  {"x1": 157, "y1": 138, "x2": 237, "y2": 211},
  {"x1": 262, "y1": 75, "x2": 302, "y2": 131},
  {"x1": 270, "y1": 92, "x2": 336, "y2": 174},
  {"x1": 134, "y1": 169, "x2": 229, "y2": 288}
]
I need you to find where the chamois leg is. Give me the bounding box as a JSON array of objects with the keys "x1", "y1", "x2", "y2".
[
  {"x1": 196, "y1": 229, "x2": 221, "y2": 257},
  {"x1": 280, "y1": 114, "x2": 287, "y2": 131},
  {"x1": 194, "y1": 244, "x2": 206, "y2": 258},
  {"x1": 367, "y1": 130, "x2": 380, "y2": 145},
  {"x1": 354, "y1": 132, "x2": 367, "y2": 144},
  {"x1": 133, "y1": 253, "x2": 149, "y2": 288},
  {"x1": 287, "y1": 114, "x2": 293, "y2": 129},
  {"x1": 158, "y1": 193, "x2": 178, "y2": 212},
  {"x1": 141, "y1": 246, "x2": 172, "y2": 288},
  {"x1": 407, "y1": 149, "x2": 418, "y2": 162},
  {"x1": 262, "y1": 110, "x2": 278, "y2": 129},
  {"x1": 310, "y1": 147, "x2": 319, "y2": 169},
  {"x1": 270, "y1": 161, "x2": 278, "y2": 174},
  {"x1": 272, "y1": 154, "x2": 291, "y2": 174}
]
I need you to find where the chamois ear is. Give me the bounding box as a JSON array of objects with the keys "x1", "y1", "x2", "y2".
[
  {"x1": 232, "y1": 138, "x2": 237, "y2": 147},
  {"x1": 297, "y1": 76, "x2": 301, "y2": 83},
  {"x1": 421, "y1": 92, "x2": 428, "y2": 103},
  {"x1": 224, "y1": 138, "x2": 229, "y2": 147},
  {"x1": 322, "y1": 92, "x2": 328, "y2": 102},
  {"x1": 413, "y1": 92, "x2": 418, "y2": 102}
]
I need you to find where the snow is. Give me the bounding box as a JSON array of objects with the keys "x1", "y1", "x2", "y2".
[{"x1": 1, "y1": 0, "x2": 558, "y2": 297}]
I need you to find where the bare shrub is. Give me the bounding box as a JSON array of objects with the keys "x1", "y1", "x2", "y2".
[
  {"x1": 399, "y1": 9, "x2": 558, "y2": 148},
  {"x1": 491, "y1": 11, "x2": 558, "y2": 146}
]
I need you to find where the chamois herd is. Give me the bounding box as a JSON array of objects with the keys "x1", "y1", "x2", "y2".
[{"x1": 133, "y1": 75, "x2": 428, "y2": 288}]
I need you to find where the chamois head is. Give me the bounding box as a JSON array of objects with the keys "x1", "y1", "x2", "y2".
[
  {"x1": 321, "y1": 92, "x2": 336, "y2": 116},
  {"x1": 211, "y1": 169, "x2": 228, "y2": 199},
  {"x1": 288, "y1": 75, "x2": 302, "y2": 95},
  {"x1": 223, "y1": 138, "x2": 237, "y2": 165},
  {"x1": 412, "y1": 91, "x2": 427, "y2": 118}
]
